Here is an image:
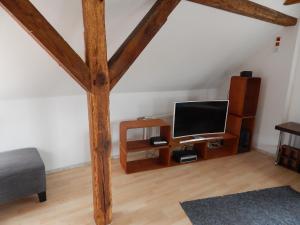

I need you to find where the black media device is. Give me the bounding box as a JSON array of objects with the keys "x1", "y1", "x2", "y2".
[
  {"x1": 239, "y1": 128, "x2": 250, "y2": 153},
  {"x1": 173, "y1": 101, "x2": 229, "y2": 139},
  {"x1": 149, "y1": 136, "x2": 168, "y2": 146},
  {"x1": 207, "y1": 140, "x2": 224, "y2": 149},
  {"x1": 172, "y1": 150, "x2": 198, "y2": 163},
  {"x1": 240, "y1": 71, "x2": 253, "y2": 77}
]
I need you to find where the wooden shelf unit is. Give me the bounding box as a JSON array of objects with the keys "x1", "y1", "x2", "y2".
[
  {"x1": 120, "y1": 119, "x2": 171, "y2": 173},
  {"x1": 119, "y1": 76, "x2": 261, "y2": 173},
  {"x1": 120, "y1": 119, "x2": 238, "y2": 174},
  {"x1": 227, "y1": 76, "x2": 261, "y2": 153}
]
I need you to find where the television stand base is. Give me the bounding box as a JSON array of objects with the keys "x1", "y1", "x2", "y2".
[
  {"x1": 179, "y1": 136, "x2": 223, "y2": 144},
  {"x1": 179, "y1": 136, "x2": 205, "y2": 144},
  {"x1": 120, "y1": 119, "x2": 238, "y2": 174}
]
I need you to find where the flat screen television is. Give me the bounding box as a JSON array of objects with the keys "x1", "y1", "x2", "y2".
[{"x1": 173, "y1": 100, "x2": 229, "y2": 138}]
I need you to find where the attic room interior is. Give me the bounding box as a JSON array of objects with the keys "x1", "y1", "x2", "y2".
[{"x1": 2, "y1": 0, "x2": 300, "y2": 225}]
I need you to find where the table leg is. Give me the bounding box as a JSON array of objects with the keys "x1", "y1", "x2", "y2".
[
  {"x1": 288, "y1": 134, "x2": 293, "y2": 146},
  {"x1": 275, "y1": 131, "x2": 283, "y2": 165}
]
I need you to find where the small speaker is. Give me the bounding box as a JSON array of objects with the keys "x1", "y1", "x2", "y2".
[
  {"x1": 240, "y1": 71, "x2": 253, "y2": 78},
  {"x1": 238, "y1": 128, "x2": 250, "y2": 153}
]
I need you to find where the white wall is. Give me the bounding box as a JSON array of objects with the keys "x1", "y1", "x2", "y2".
[
  {"x1": 246, "y1": 26, "x2": 298, "y2": 154},
  {"x1": 218, "y1": 25, "x2": 299, "y2": 154},
  {"x1": 1, "y1": 0, "x2": 300, "y2": 99},
  {"x1": 286, "y1": 23, "x2": 300, "y2": 123},
  {"x1": 285, "y1": 24, "x2": 300, "y2": 148},
  {"x1": 0, "y1": 89, "x2": 217, "y2": 171},
  {"x1": 0, "y1": 95, "x2": 90, "y2": 171},
  {"x1": 288, "y1": 62, "x2": 300, "y2": 123},
  {"x1": 287, "y1": 69, "x2": 300, "y2": 148},
  {"x1": 113, "y1": 1, "x2": 285, "y2": 92}
]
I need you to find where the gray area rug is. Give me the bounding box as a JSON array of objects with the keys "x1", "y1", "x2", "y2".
[{"x1": 181, "y1": 186, "x2": 300, "y2": 225}]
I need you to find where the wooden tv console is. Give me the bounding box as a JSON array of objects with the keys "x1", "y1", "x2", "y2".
[
  {"x1": 119, "y1": 76, "x2": 260, "y2": 174},
  {"x1": 120, "y1": 119, "x2": 238, "y2": 174}
]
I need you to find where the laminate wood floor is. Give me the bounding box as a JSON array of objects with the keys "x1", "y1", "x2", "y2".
[{"x1": 1, "y1": 151, "x2": 300, "y2": 225}]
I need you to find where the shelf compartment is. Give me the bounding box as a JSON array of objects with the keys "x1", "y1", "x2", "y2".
[
  {"x1": 126, "y1": 158, "x2": 166, "y2": 173},
  {"x1": 127, "y1": 139, "x2": 169, "y2": 152},
  {"x1": 226, "y1": 114, "x2": 255, "y2": 153},
  {"x1": 205, "y1": 147, "x2": 236, "y2": 159},
  {"x1": 120, "y1": 119, "x2": 169, "y2": 129}
]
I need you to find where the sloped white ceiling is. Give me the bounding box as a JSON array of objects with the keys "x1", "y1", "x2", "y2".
[{"x1": 0, "y1": 0, "x2": 299, "y2": 98}]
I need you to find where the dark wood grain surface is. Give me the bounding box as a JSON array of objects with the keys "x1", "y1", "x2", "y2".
[
  {"x1": 188, "y1": 0, "x2": 297, "y2": 26},
  {"x1": 275, "y1": 122, "x2": 300, "y2": 136},
  {"x1": 284, "y1": 0, "x2": 300, "y2": 5}
]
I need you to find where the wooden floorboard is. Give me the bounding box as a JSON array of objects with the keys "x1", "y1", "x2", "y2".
[{"x1": 1, "y1": 151, "x2": 300, "y2": 225}]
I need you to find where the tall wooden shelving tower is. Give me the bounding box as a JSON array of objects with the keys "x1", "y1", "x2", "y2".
[{"x1": 226, "y1": 76, "x2": 261, "y2": 153}]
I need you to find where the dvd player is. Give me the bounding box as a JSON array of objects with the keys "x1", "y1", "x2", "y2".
[
  {"x1": 172, "y1": 150, "x2": 198, "y2": 163},
  {"x1": 149, "y1": 136, "x2": 168, "y2": 146}
]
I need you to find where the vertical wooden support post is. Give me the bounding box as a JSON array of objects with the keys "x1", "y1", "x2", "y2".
[{"x1": 82, "y1": 0, "x2": 112, "y2": 224}]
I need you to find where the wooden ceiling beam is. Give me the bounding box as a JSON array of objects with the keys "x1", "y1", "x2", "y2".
[
  {"x1": 284, "y1": 0, "x2": 300, "y2": 5},
  {"x1": 188, "y1": 0, "x2": 297, "y2": 26},
  {"x1": 0, "y1": 0, "x2": 91, "y2": 91},
  {"x1": 82, "y1": 0, "x2": 112, "y2": 225},
  {"x1": 108, "y1": 0, "x2": 181, "y2": 90}
]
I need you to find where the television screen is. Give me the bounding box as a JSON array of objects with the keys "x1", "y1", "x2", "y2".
[{"x1": 173, "y1": 101, "x2": 229, "y2": 138}]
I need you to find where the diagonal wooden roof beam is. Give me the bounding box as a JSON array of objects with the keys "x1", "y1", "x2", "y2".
[
  {"x1": 188, "y1": 0, "x2": 297, "y2": 26},
  {"x1": 284, "y1": 0, "x2": 300, "y2": 5},
  {"x1": 108, "y1": 0, "x2": 181, "y2": 90},
  {"x1": 0, "y1": 0, "x2": 91, "y2": 91}
]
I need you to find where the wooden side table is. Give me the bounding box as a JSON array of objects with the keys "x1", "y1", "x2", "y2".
[{"x1": 275, "y1": 122, "x2": 300, "y2": 165}]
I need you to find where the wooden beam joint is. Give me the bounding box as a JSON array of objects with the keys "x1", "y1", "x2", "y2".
[{"x1": 94, "y1": 73, "x2": 109, "y2": 87}]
